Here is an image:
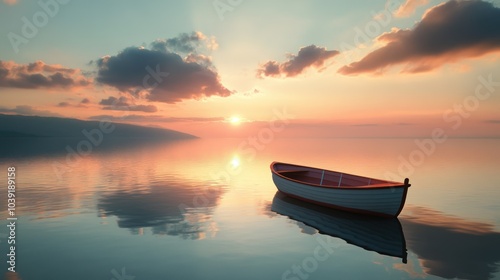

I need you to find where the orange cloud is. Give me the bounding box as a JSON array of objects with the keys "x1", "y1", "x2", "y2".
[
  {"x1": 339, "y1": 0, "x2": 500, "y2": 75},
  {"x1": 393, "y1": 0, "x2": 429, "y2": 18},
  {"x1": 0, "y1": 60, "x2": 91, "y2": 89}
]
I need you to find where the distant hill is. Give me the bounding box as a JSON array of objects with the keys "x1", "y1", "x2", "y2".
[
  {"x1": 0, "y1": 130, "x2": 43, "y2": 138},
  {"x1": 0, "y1": 114, "x2": 196, "y2": 139}
]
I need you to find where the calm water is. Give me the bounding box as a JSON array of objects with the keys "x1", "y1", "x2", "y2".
[{"x1": 0, "y1": 137, "x2": 499, "y2": 280}]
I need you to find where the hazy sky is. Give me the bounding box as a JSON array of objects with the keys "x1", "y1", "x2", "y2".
[{"x1": 1, "y1": 0, "x2": 499, "y2": 137}]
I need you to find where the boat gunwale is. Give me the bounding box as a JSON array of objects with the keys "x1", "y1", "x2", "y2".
[{"x1": 270, "y1": 161, "x2": 410, "y2": 190}]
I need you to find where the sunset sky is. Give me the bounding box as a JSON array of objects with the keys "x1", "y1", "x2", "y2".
[{"x1": 1, "y1": 0, "x2": 499, "y2": 138}]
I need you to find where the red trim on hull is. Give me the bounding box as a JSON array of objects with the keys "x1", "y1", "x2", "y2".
[{"x1": 270, "y1": 161, "x2": 411, "y2": 190}]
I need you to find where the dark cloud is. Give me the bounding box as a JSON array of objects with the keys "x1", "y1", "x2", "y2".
[
  {"x1": 0, "y1": 60, "x2": 91, "y2": 89},
  {"x1": 339, "y1": 0, "x2": 500, "y2": 75},
  {"x1": 0, "y1": 105, "x2": 62, "y2": 117},
  {"x1": 103, "y1": 105, "x2": 157, "y2": 113},
  {"x1": 99, "y1": 96, "x2": 158, "y2": 113},
  {"x1": 95, "y1": 34, "x2": 231, "y2": 103},
  {"x1": 258, "y1": 61, "x2": 280, "y2": 77},
  {"x1": 257, "y1": 45, "x2": 339, "y2": 78},
  {"x1": 99, "y1": 96, "x2": 128, "y2": 106},
  {"x1": 80, "y1": 98, "x2": 91, "y2": 104},
  {"x1": 55, "y1": 98, "x2": 91, "y2": 108},
  {"x1": 57, "y1": 102, "x2": 70, "y2": 107}
]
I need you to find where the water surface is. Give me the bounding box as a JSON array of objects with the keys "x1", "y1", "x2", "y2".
[{"x1": 0, "y1": 138, "x2": 499, "y2": 280}]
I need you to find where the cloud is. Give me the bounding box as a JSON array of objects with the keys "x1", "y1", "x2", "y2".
[
  {"x1": 80, "y1": 98, "x2": 90, "y2": 104},
  {"x1": 243, "y1": 88, "x2": 261, "y2": 96},
  {"x1": 104, "y1": 105, "x2": 157, "y2": 113},
  {"x1": 0, "y1": 60, "x2": 91, "y2": 89},
  {"x1": 339, "y1": 0, "x2": 500, "y2": 75},
  {"x1": 150, "y1": 31, "x2": 217, "y2": 53},
  {"x1": 393, "y1": 0, "x2": 429, "y2": 18},
  {"x1": 257, "y1": 45, "x2": 339, "y2": 78},
  {"x1": 0, "y1": 105, "x2": 62, "y2": 117},
  {"x1": 99, "y1": 96, "x2": 128, "y2": 106},
  {"x1": 57, "y1": 102, "x2": 70, "y2": 107},
  {"x1": 99, "y1": 96, "x2": 158, "y2": 113},
  {"x1": 55, "y1": 98, "x2": 91, "y2": 108},
  {"x1": 89, "y1": 114, "x2": 224, "y2": 123},
  {"x1": 95, "y1": 32, "x2": 231, "y2": 103}
]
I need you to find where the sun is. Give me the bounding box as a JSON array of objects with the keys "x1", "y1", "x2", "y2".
[
  {"x1": 229, "y1": 116, "x2": 241, "y2": 125},
  {"x1": 230, "y1": 155, "x2": 240, "y2": 168}
]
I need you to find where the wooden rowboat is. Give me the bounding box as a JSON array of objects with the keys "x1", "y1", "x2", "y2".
[{"x1": 270, "y1": 162, "x2": 410, "y2": 217}]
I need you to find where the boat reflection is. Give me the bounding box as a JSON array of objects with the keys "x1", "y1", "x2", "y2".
[
  {"x1": 271, "y1": 192, "x2": 407, "y2": 263},
  {"x1": 399, "y1": 206, "x2": 500, "y2": 280},
  {"x1": 97, "y1": 180, "x2": 225, "y2": 239}
]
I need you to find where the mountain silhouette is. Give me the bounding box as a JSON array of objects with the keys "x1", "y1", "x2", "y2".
[
  {"x1": 0, "y1": 114, "x2": 196, "y2": 139},
  {"x1": 0, "y1": 114, "x2": 197, "y2": 158}
]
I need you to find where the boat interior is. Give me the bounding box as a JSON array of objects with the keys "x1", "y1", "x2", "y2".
[{"x1": 276, "y1": 169, "x2": 387, "y2": 188}]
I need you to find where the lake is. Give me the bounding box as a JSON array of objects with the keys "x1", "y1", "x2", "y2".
[{"x1": 1, "y1": 137, "x2": 499, "y2": 280}]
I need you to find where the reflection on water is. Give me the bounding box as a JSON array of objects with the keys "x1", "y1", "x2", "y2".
[
  {"x1": 97, "y1": 179, "x2": 225, "y2": 239},
  {"x1": 400, "y1": 206, "x2": 500, "y2": 280},
  {"x1": 267, "y1": 192, "x2": 500, "y2": 279},
  {"x1": 0, "y1": 137, "x2": 499, "y2": 280},
  {"x1": 0, "y1": 137, "x2": 192, "y2": 159},
  {"x1": 269, "y1": 192, "x2": 408, "y2": 262},
  {"x1": 0, "y1": 138, "x2": 228, "y2": 221}
]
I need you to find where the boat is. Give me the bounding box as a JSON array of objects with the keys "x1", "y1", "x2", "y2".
[
  {"x1": 271, "y1": 192, "x2": 407, "y2": 263},
  {"x1": 270, "y1": 161, "x2": 410, "y2": 217}
]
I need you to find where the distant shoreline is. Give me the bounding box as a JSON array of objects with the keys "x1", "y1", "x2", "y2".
[{"x1": 0, "y1": 114, "x2": 197, "y2": 139}]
